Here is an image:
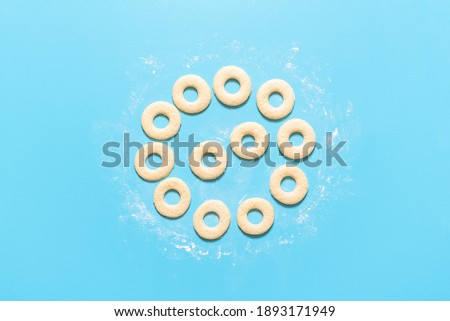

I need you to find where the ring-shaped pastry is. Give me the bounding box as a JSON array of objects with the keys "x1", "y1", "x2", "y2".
[
  {"x1": 172, "y1": 74, "x2": 212, "y2": 114},
  {"x1": 189, "y1": 141, "x2": 227, "y2": 180},
  {"x1": 270, "y1": 164, "x2": 308, "y2": 205},
  {"x1": 256, "y1": 79, "x2": 295, "y2": 120},
  {"x1": 153, "y1": 178, "x2": 191, "y2": 218},
  {"x1": 230, "y1": 122, "x2": 269, "y2": 160},
  {"x1": 134, "y1": 142, "x2": 174, "y2": 182},
  {"x1": 277, "y1": 118, "x2": 316, "y2": 160},
  {"x1": 193, "y1": 200, "x2": 231, "y2": 240},
  {"x1": 213, "y1": 66, "x2": 252, "y2": 107},
  {"x1": 237, "y1": 198, "x2": 274, "y2": 236},
  {"x1": 141, "y1": 101, "x2": 181, "y2": 140}
]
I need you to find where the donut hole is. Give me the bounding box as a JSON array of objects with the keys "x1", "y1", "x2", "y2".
[
  {"x1": 269, "y1": 92, "x2": 284, "y2": 108},
  {"x1": 204, "y1": 212, "x2": 220, "y2": 227},
  {"x1": 153, "y1": 114, "x2": 169, "y2": 129},
  {"x1": 247, "y1": 209, "x2": 263, "y2": 225},
  {"x1": 201, "y1": 153, "x2": 217, "y2": 167},
  {"x1": 242, "y1": 134, "x2": 256, "y2": 149},
  {"x1": 164, "y1": 189, "x2": 180, "y2": 205},
  {"x1": 146, "y1": 153, "x2": 162, "y2": 169},
  {"x1": 224, "y1": 79, "x2": 240, "y2": 94},
  {"x1": 289, "y1": 132, "x2": 304, "y2": 146},
  {"x1": 183, "y1": 87, "x2": 198, "y2": 102},
  {"x1": 281, "y1": 176, "x2": 296, "y2": 192}
]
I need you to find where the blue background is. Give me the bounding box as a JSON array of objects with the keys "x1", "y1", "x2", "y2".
[{"x1": 1, "y1": 1, "x2": 449, "y2": 300}]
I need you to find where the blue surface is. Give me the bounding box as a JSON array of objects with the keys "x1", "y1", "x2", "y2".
[{"x1": 1, "y1": 1, "x2": 450, "y2": 300}]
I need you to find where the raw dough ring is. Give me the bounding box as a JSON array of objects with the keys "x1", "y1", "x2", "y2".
[
  {"x1": 141, "y1": 101, "x2": 181, "y2": 140},
  {"x1": 193, "y1": 200, "x2": 231, "y2": 240},
  {"x1": 172, "y1": 74, "x2": 212, "y2": 114},
  {"x1": 134, "y1": 142, "x2": 174, "y2": 181},
  {"x1": 213, "y1": 65, "x2": 252, "y2": 107},
  {"x1": 270, "y1": 164, "x2": 308, "y2": 205},
  {"x1": 153, "y1": 178, "x2": 191, "y2": 219},
  {"x1": 189, "y1": 141, "x2": 227, "y2": 180},
  {"x1": 256, "y1": 79, "x2": 295, "y2": 119},
  {"x1": 230, "y1": 122, "x2": 269, "y2": 160},
  {"x1": 237, "y1": 198, "x2": 274, "y2": 236},
  {"x1": 277, "y1": 118, "x2": 316, "y2": 160}
]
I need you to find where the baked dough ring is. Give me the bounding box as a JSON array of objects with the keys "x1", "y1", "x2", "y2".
[
  {"x1": 277, "y1": 118, "x2": 316, "y2": 160},
  {"x1": 172, "y1": 74, "x2": 212, "y2": 114},
  {"x1": 213, "y1": 66, "x2": 252, "y2": 106},
  {"x1": 193, "y1": 200, "x2": 231, "y2": 240},
  {"x1": 153, "y1": 178, "x2": 191, "y2": 219},
  {"x1": 237, "y1": 198, "x2": 274, "y2": 236},
  {"x1": 270, "y1": 164, "x2": 308, "y2": 205},
  {"x1": 189, "y1": 141, "x2": 227, "y2": 180},
  {"x1": 256, "y1": 79, "x2": 295, "y2": 119},
  {"x1": 230, "y1": 122, "x2": 269, "y2": 160},
  {"x1": 141, "y1": 101, "x2": 181, "y2": 140},
  {"x1": 134, "y1": 142, "x2": 174, "y2": 181}
]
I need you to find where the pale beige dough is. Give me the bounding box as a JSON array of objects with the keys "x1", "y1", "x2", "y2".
[
  {"x1": 172, "y1": 74, "x2": 212, "y2": 114},
  {"x1": 237, "y1": 198, "x2": 274, "y2": 236},
  {"x1": 277, "y1": 118, "x2": 316, "y2": 160},
  {"x1": 256, "y1": 79, "x2": 295, "y2": 119},
  {"x1": 189, "y1": 141, "x2": 227, "y2": 180},
  {"x1": 134, "y1": 142, "x2": 174, "y2": 181},
  {"x1": 153, "y1": 177, "x2": 191, "y2": 219},
  {"x1": 270, "y1": 164, "x2": 308, "y2": 205},
  {"x1": 213, "y1": 66, "x2": 252, "y2": 106},
  {"x1": 141, "y1": 101, "x2": 181, "y2": 140},
  {"x1": 230, "y1": 122, "x2": 269, "y2": 160},
  {"x1": 193, "y1": 200, "x2": 231, "y2": 240}
]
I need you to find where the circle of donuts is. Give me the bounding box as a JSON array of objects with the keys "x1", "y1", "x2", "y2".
[{"x1": 134, "y1": 65, "x2": 316, "y2": 240}]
